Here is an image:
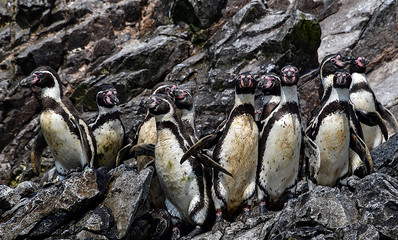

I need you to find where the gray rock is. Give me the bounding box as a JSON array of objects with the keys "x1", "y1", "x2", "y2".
[
  {"x1": 349, "y1": 173, "x2": 398, "y2": 239},
  {"x1": 335, "y1": 223, "x2": 380, "y2": 240},
  {"x1": 0, "y1": 169, "x2": 101, "y2": 240},
  {"x1": 104, "y1": 165, "x2": 153, "y2": 239},
  {"x1": 0, "y1": 181, "x2": 39, "y2": 211},
  {"x1": 371, "y1": 133, "x2": 398, "y2": 179}
]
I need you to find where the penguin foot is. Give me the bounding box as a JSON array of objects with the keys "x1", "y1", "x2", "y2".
[
  {"x1": 259, "y1": 202, "x2": 269, "y2": 215},
  {"x1": 171, "y1": 226, "x2": 181, "y2": 240}
]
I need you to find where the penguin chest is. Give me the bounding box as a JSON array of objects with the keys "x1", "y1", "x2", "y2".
[
  {"x1": 259, "y1": 113, "x2": 301, "y2": 200},
  {"x1": 315, "y1": 112, "x2": 350, "y2": 186},
  {"x1": 40, "y1": 110, "x2": 86, "y2": 172},
  {"x1": 217, "y1": 114, "x2": 258, "y2": 203},
  {"x1": 93, "y1": 120, "x2": 124, "y2": 168},
  {"x1": 155, "y1": 129, "x2": 201, "y2": 219},
  {"x1": 350, "y1": 91, "x2": 382, "y2": 149},
  {"x1": 137, "y1": 118, "x2": 157, "y2": 171}
]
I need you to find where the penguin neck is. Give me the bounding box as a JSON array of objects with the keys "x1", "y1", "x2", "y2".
[
  {"x1": 280, "y1": 85, "x2": 298, "y2": 103},
  {"x1": 329, "y1": 87, "x2": 350, "y2": 104},
  {"x1": 97, "y1": 105, "x2": 118, "y2": 116},
  {"x1": 321, "y1": 74, "x2": 334, "y2": 96},
  {"x1": 350, "y1": 72, "x2": 367, "y2": 86},
  {"x1": 42, "y1": 85, "x2": 62, "y2": 103},
  {"x1": 234, "y1": 92, "x2": 254, "y2": 108},
  {"x1": 155, "y1": 111, "x2": 181, "y2": 128},
  {"x1": 180, "y1": 108, "x2": 195, "y2": 129},
  {"x1": 263, "y1": 95, "x2": 280, "y2": 105}
]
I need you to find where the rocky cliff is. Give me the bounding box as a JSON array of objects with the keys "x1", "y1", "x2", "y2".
[{"x1": 1, "y1": 0, "x2": 398, "y2": 239}]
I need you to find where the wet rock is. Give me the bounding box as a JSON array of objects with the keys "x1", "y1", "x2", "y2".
[
  {"x1": 171, "y1": 0, "x2": 226, "y2": 29},
  {"x1": 0, "y1": 181, "x2": 39, "y2": 211},
  {"x1": 103, "y1": 165, "x2": 153, "y2": 239},
  {"x1": 348, "y1": 173, "x2": 398, "y2": 239},
  {"x1": 0, "y1": 169, "x2": 101, "y2": 240},
  {"x1": 371, "y1": 133, "x2": 398, "y2": 179}
]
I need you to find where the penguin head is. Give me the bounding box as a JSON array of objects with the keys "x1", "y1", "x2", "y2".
[
  {"x1": 320, "y1": 54, "x2": 349, "y2": 78},
  {"x1": 151, "y1": 81, "x2": 177, "y2": 96},
  {"x1": 96, "y1": 84, "x2": 119, "y2": 108},
  {"x1": 24, "y1": 66, "x2": 63, "y2": 96},
  {"x1": 333, "y1": 69, "x2": 352, "y2": 89},
  {"x1": 144, "y1": 94, "x2": 176, "y2": 116},
  {"x1": 172, "y1": 87, "x2": 194, "y2": 111},
  {"x1": 280, "y1": 65, "x2": 300, "y2": 86},
  {"x1": 235, "y1": 72, "x2": 257, "y2": 94},
  {"x1": 349, "y1": 56, "x2": 369, "y2": 74},
  {"x1": 258, "y1": 73, "x2": 281, "y2": 95}
]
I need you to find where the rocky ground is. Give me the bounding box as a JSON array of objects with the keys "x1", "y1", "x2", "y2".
[{"x1": 1, "y1": 0, "x2": 398, "y2": 239}]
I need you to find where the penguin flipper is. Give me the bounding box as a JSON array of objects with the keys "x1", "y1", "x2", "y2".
[
  {"x1": 116, "y1": 142, "x2": 133, "y2": 166},
  {"x1": 355, "y1": 109, "x2": 388, "y2": 140},
  {"x1": 349, "y1": 131, "x2": 373, "y2": 177},
  {"x1": 376, "y1": 100, "x2": 398, "y2": 132},
  {"x1": 31, "y1": 131, "x2": 48, "y2": 175},
  {"x1": 180, "y1": 132, "x2": 221, "y2": 164},
  {"x1": 195, "y1": 152, "x2": 233, "y2": 177},
  {"x1": 128, "y1": 143, "x2": 156, "y2": 158},
  {"x1": 302, "y1": 134, "x2": 320, "y2": 186}
]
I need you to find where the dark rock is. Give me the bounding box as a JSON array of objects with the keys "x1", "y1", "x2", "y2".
[
  {"x1": 348, "y1": 173, "x2": 398, "y2": 239},
  {"x1": 0, "y1": 181, "x2": 39, "y2": 211},
  {"x1": 371, "y1": 133, "x2": 398, "y2": 179},
  {"x1": 0, "y1": 169, "x2": 101, "y2": 239},
  {"x1": 335, "y1": 223, "x2": 380, "y2": 240},
  {"x1": 16, "y1": 35, "x2": 64, "y2": 74}
]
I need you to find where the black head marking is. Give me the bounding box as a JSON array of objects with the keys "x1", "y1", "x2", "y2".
[
  {"x1": 96, "y1": 84, "x2": 119, "y2": 108},
  {"x1": 258, "y1": 73, "x2": 281, "y2": 95},
  {"x1": 151, "y1": 81, "x2": 177, "y2": 95},
  {"x1": 333, "y1": 69, "x2": 352, "y2": 89},
  {"x1": 172, "y1": 87, "x2": 194, "y2": 111},
  {"x1": 235, "y1": 72, "x2": 257, "y2": 94},
  {"x1": 30, "y1": 66, "x2": 63, "y2": 94},
  {"x1": 280, "y1": 65, "x2": 300, "y2": 86},
  {"x1": 349, "y1": 56, "x2": 369, "y2": 74},
  {"x1": 145, "y1": 94, "x2": 176, "y2": 116},
  {"x1": 320, "y1": 54, "x2": 349, "y2": 78}
]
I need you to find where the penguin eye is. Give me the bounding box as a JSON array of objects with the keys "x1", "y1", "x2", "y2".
[{"x1": 331, "y1": 59, "x2": 336, "y2": 64}]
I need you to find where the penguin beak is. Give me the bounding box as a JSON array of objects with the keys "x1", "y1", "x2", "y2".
[
  {"x1": 108, "y1": 93, "x2": 120, "y2": 105},
  {"x1": 20, "y1": 74, "x2": 35, "y2": 87},
  {"x1": 143, "y1": 96, "x2": 157, "y2": 109}
]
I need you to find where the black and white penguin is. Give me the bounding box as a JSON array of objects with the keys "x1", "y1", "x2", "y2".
[
  {"x1": 172, "y1": 87, "x2": 199, "y2": 143},
  {"x1": 23, "y1": 66, "x2": 96, "y2": 180},
  {"x1": 181, "y1": 73, "x2": 259, "y2": 224},
  {"x1": 319, "y1": 53, "x2": 349, "y2": 102},
  {"x1": 90, "y1": 84, "x2": 125, "y2": 169},
  {"x1": 145, "y1": 93, "x2": 210, "y2": 238},
  {"x1": 257, "y1": 65, "x2": 320, "y2": 213},
  {"x1": 257, "y1": 72, "x2": 281, "y2": 128},
  {"x1": 349, "y1": 56, "x2": 398, "y2": 150},
  {"x1": 306, "y1": 69, "x2": 372, "y2": 186}
]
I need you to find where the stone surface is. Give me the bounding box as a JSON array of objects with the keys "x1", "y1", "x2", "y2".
[{"x1": 0, "y1": 0, "x2": 398, "y2": 239}]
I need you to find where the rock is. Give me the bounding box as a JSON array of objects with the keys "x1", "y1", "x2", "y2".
[
  {"x1": 371, "y1": 133, "x2": 398, "y2": 179},
  {"x1": 335, "y1": 223, "x2": 380, "y2": 240},
  {"x1": 103, "y1": 165, "x2": 153, "y2": 239},
  {"x1": 348, "y1": 173, "x2": 398, "y2": 239},
  {"x1": 0, "y1": 169, "x2": 101, "y2": 239},
  {"x1": 0, "y1": 181, "x2": 39, "y2": 211}
]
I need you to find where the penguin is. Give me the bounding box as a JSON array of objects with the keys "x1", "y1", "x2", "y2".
[
  {"x1": 257, "y1": 72, "x2": 281, "y2": 128},
  {"x1": 306, "y1": 69, "x2": 372, "y2": 186},
  {"x1": 181, "y1": 72, "x2": 258, "y2": 223},
  {"x1": 349, "y1": 56, "x2": 398, "y2": 150},
  {"x1": 90, "y1": 84, "x2": 125, "y2": 169},
  {"x1": 172, "y1": 87, "x2": 199, "y2": 143},
  {"x1": 144, "y1": 93, "x2": 210, "y2": 238},
  {"x1": 23, "y1": 66, "x2": 96, "y2": 180},
  {"x1": 318, "y1": 53, "x2": 350, "y2": 102},
  {"x1": 257, "y1": 65, "x2": 320, "y2": 213}
]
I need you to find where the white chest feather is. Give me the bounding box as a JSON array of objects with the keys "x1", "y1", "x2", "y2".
[
  {"x1": 40, "y1": 110, "x2": 86, "y2": 173},
  {"x1": 315, "y1": 112, "x2": 350, "y2": 186},
  {"x1": 155, "y1": 128, "x2": 202, "y2": 223},
  {"x1": 217, "y1": 114, "x2": 258, "y2": 201},
  {"x1": 259, "y1": 113, "x2": 301, "y2": 199},
  {"x1": 93, "y1": 120, "x2": 124, "y2": 166}
]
